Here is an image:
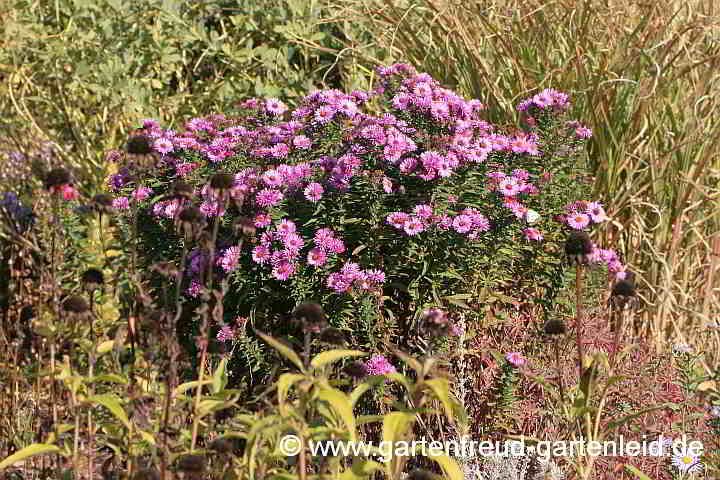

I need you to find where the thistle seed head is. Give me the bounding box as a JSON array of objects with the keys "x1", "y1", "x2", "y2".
[
  {"x1": 91, "y1": 193, "x2": 114, "y2": 214},
  {"x1": 81, "y1": 268, "x2": 105, "y2": 291},
  {"x1": 208, "y1": 437, "x2": 234, "y2": 455},
  {"x1": 343, "y1": 361, "x2": 368, "y2": 379},
  {"x1": 170, "y1": 180, "x2": 195, "y2": 200},
  {"x1": 564, "y1": 231, "x2": 593, "y2": 264},
  {"x1": 126, "y1": 134, "x2": 153, "y2": 155},
  {"x1": 407, "y1": 469, "x2": 436, "y2": 480},
  {"x1": 318, "y1": 327, "x2": 346, "y2": 345},
  {"x1": 210, "y1": 172, "x2": 235, "y2": 190},
  {"x1": 44, "y1": 168, "x2": 71, "y2": 190},
  {"x1": 176, "y1": 454, "x2": 206, "y2": 473},
  {"x1": 292, "y1": 302, "x2": 328, "y2": 332},
  {"x1": 131, "y1": 468, "x2": 160, "y2": 480},
  {"x1": 62, "y1": 295, "x2": 90, "y2": 314},
  {"x1": 178, "y1": 206, "x2": 205, "y2": 226},
  {"x1": 543, "y1": 319, "x2": 567, "y2": 335}
]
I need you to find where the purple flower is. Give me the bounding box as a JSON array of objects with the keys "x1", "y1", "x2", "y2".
[
  {"x1": 256, "y1": 188, "x2": 284, "y2": 208},
  {"x1": 112, "y1": 197, "x2": 130, "y2": 209},
  {"x1": 265, "y1": 98, "x2": 288, "y2": 116},
  {"x1": 364, "y1": 355, "x2": 397, "y2": 376},
  {"x1": 304, "y1": 182, "x2": 324, "y2": 202},
  {"x1": 217, "y1": 245, "x2": 242, "y2": 272},
  {"x1": 506, "y1": 352, "x2": 526, "y2": 367},
  {"x1": 216, "y1": 324, "x2": 235, "y2": 343},
  {"x1": 153, "y1": 138, "x2": 173, "y2": 154}
]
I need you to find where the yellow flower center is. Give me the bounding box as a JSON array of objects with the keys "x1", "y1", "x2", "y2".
[{"x1": 682, "y1": 456, "x2": 693, "y2": 465}]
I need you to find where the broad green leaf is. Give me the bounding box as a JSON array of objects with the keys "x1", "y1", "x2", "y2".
[
  {"x1": 424, "y1": 378, "x2": 454, "y2": 420},
  {"x1": 96, "y1": 340, "x2": 115, "y2": 354},
  {"x1": 88, "y1": 394, "x2": 130, "y2": 429},
  {"x1": 382, "y1": 412, "x2": 414, "y2": 474},
  {"x1": 138, "y1": 430, "x2": 155, "y2": 445},
  {"x1": 311, "y1": 350, "x2": 366, "y2": 369},
  {"x1": 316, "y1": 387, "x2": 357, "y2": 441},
  {"x1": 338, "y1": 458, "x2": 384, "y2": 479},
  {"x1": 0, "y1": 444, "x2": 60, "y2": 470},
  {"x1": 91, "y1": 374, "x2": 128, "y2": 385},
  {"x1": 173, "y1": 379, "x2": 212, "y2": 397},
  {"x1": 212, "y1": 357, "x2": 228, "y2": 394},
  {"x1": 254, "y1": 329, "x2": 305, "y2": 372},
  {"x1": 428, "y1": 453, "x2": 465, "y2": 480},
  {"x1": 277, "y1": 373, "x2": 305, "y2": 413},
  {"x1": 389, "y1": 349, "x2": 422, "y2": 375}
]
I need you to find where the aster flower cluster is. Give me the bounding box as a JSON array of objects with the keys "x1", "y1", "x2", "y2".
[
  {"x1": 563, "y1": 200, "x2": 608, "y2": 230},
  {"x1": 106, "y1": 63, "x2": 623, "y2": 333},
  {"x1": 386, "y1": 204, "x2": 490, "y2": 239}
]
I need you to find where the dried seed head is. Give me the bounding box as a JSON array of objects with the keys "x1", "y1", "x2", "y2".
[
  {"x1": 564, "y1": 231, "x2": 593, "y2": 264},
  {"x1": 176, "y1": 454, "x2": 206, "y2": 473},
  {"x1": 343, "y1": 361, "x2": 368, "y2": 379},
  {"x1": 208, "y1": 437, "x2": 234, "y2": 455},
  {"x1": 234, "y1": 216, "x2": 256, "y2": 237},
  {"x1": 292, "y1": 302, "x2": 328, "y2": 332},
  {"x1": 91, "y1": 193, "x2": 114, "y2": 214},
  {"x1": 20, "y1": 305, "x2": 35, "y2": 323},
  {"x1": 543, "y1": 319, "x2": 567, "y2": 335},
  {"x1": 126, "y1": 134, "x2": 153, "y2": 155},
  {"x1": 318, "y1": 327, "x2": 346, "y2": 345},
  {"x1": 131, "y1": 468, "x2": 160, "y2": 480},
  {"x1": 610, "y1": 272, "x2": 637, "y2": 309},
  {"x1": 63, "y1": 295, "x2": 90, "y2": 314},
  {"x1": 44, "y1": 168, "x2": 71, "y2": 190},
  {"x1": 210, "y1": 172, "x2": 234, "y2": 190},
  {"x1": 178, "y1": 206, "x2": 205, "y2": 225},
  {"x1": 170, "y1": 180, "x2": 195, "y2": 200},
  {"x1": 81, "y1": 268, "x2": 105, "y2": 291},
  {"x1": 407, "y1": 469, "x2": 435, "y2": 480}
]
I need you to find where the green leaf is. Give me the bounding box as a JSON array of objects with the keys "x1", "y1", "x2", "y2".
[
  {"x1": 423, "y1": 378, "x2": 455, "y2": 420},
  {"x1": 428, "y1": 453, "x2": 465, "y2": 480},
  {"x1": 338, "y1": 458, "x2": 384, "y2": 479},
  {"x1": 277, "y1": 373, "x2": 306, "y2": 410},
  {"x1": 316, "y1": 386, "x2": 357, "y2": 441},
  {"x1": 254, "y1": 329, "x2": 305, "y2": 372},
  {"x1": 603, "y1": 403, "x2": 677, "y2": 437},
  {"x1": 0, "y1": 444, "x2": 61, "y2": 470},
  {"x1": 311, "y1": 350, "x2": 367, "y2": 369},
  {"x1": 212, "y1": 357, "x2": 228, "y2": 394},
  {"x1": 173, "y1": 379, "x2": 213, "y2": 397},
  {"x1": 88, "y1": 394, "x2": 130, "y2": 430}
]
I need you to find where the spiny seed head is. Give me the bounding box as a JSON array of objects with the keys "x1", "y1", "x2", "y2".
[
  {"x1": 208, "y1": 437, "x2": 234, "y2": 455},
  {"x1": 178, "y1": 206, "x2": 205, "y2": 225},
  {"x1": 176, "y1": 454, "x2": 206, "y2": 473},
  {"x1": 20, "y1": 305, "x2": 35, "y2": 323},
  {"x1": 91, "y1": 193, "x2": 114, "y2": 213},
  {"x1": 318, "y1": 327, "x2": 346, "y2": 345},
  {"x1": 564, "y1": 230, "x2": 593, "y2": 263},
  {"x1": 544, "y1": 319, "x2": 567, "y2": 335},
  {"x1": 126, "y1": 134, "x2": 153, "y2": 155},
  {"x1": 292, "y1": 302, "x2": 327, "y2": 332},
  {"x1": 81, "y1": 268, "x2": 104, "y2": 290},
  {"x1": 344, "y1": 361, "x2": 368, "y2": 379},
  {"x1": 171, "y1": 180, "x2": 194, "y2": 200},
  {"x1": 210, "y1": 172, "x2": 234, "y2": 190},
  {"x1": 63, "y1": 295, "x2": 89, "y2": 314},
  {"x1": 44, "y1": 168, "x2": 71, "y2": 190},
  {"x1": 234, "y1": 216, "x2": 256, "y2": 237},
  {"x1": 611, "y1": 279, "x2": 636, "y2": 298},
  {"x1": 131, "y1": 468, "x2": 160, "y2": 480},
  {"x1": 407, "y1": 469, "x2": 435, "y2": 480}
]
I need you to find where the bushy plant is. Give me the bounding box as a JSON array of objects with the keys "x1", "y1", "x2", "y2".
[{"x1": 106, "y1": 63, "x2": 625, "y2": 394}]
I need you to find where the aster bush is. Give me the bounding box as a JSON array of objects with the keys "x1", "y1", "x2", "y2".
[{"x1": 104, "y1": 63, "x2": 627, "y2": 395}]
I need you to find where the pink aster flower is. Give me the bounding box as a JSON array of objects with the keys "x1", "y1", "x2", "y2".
[
  {"x1": 304, "y1": 182, "x2": 324, "y2": 202},
  {"x1": 292, "y1": 135, "x2": 311, "y2": 149},
  {"x1": 307, "y1": 247, "x2": 327, "y2": 266},
  {"x1": 112, "y1": 197, "x2": 130, "y2": 209},
  {"x1": 251, "y1": 245, "x2": 271, "y2": 264},
  {"x1": 276, "y1": 219, "x2": 296, "y2": 236},
  {"x1": 386, "y1": 212, "x2": 410, "y2": 229},
  {"x1": 265, "y1": 98, "x2": 288, "y2": 116},
  {"x1": 272, "y1": 261, "x2": 295, "y2": 280},
  {"x1": 524, "y1": 228, "x2": 544, "y2": 241},
  {"x1": 499, "y1": 178, "x2": 521, "y2": 197},
  {"x1": 413, "y1": 204, "x2": 433, "y2": 219},
  {"x1": 403, "y1": 217, "x2": 425, "y2": 235},
  {"x1": 452, "y1": 214, "x2": 473, "y2": 233},
  {"x1": 153, "y1": 138, "x2": 173, "y2": 155},
  {"x1": 254, "y1": 213, "x2": 272, "y2": 228},
  {"x1": 567, "y1": 212, "x2": 591, "y2": 230},
  {"x1": 506, "y1": 352, "x2": 526, "y2": 367},
  {"x1": 283, "y1": 233, "x2": 305, "y2": 251},
  {"x1": 365, "y1": 355, "x2": 397, "y2": 375},
  {"x1": 256, "y1": 188, "x2": 284, "y2": 208},
  {"x1": 217, "y1": 245, "x2": 242, "y2": 272},
  {"x1": 586, "y1": 202, "x2": 607, "y2": 223},
  {"x1": 216, "y1": 324, "x2": 235, "y2": 343}
]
